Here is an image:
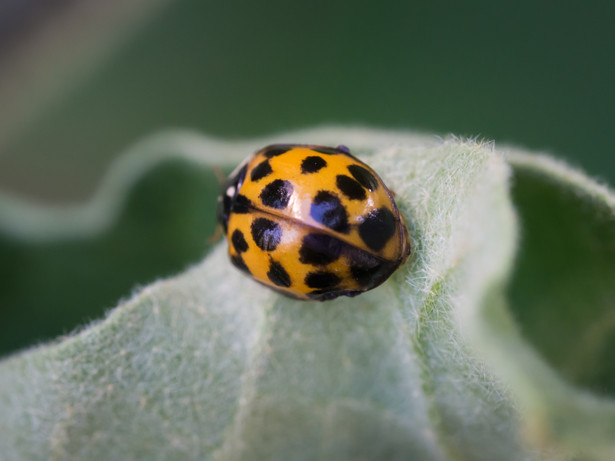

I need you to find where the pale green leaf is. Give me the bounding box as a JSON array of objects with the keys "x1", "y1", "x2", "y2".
[{"x1": 0, "y1": 128, "x2": 613, "y2": 461}]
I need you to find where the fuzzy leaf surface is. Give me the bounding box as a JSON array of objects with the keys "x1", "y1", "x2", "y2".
[{"x1": 1, "y1": 128, "x2": 613, "y2": 460}]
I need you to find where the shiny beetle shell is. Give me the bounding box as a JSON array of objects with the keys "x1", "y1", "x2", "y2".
[{"x1": 217, "y1": 144, "x2": 411, "y2": 301}]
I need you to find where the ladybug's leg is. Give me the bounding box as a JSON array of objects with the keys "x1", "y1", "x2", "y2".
[
  {"x1": 212, "y1": 165, "x2": 226, "y2": 184},
  {"x1": 208, "y1": 224, "x2": 224, "y2": 244}
]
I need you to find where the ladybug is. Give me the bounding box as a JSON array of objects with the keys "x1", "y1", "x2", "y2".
[{"x1": 217, "y1": 144, "x2": 411, "y2": 301}]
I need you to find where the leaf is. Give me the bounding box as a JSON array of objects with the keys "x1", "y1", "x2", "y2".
[
  {"x1": 0, "y1": 132, "x2": 224, "y2": 353},
  {"x1": 0, "y1": 128, "x2": 613, "y2": 460},
  {"x1": 487, "y1": 150, "x2": 615, "y2": 459}
]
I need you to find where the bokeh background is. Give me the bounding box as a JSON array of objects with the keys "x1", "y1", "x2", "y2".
[{"x1": 1, "y1": 1, "x2": 614, "y2": 355}]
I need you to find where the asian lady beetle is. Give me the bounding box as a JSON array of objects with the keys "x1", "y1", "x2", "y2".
[{"x1": 217, "y1": 144, "x2": 411, "y2": 301}]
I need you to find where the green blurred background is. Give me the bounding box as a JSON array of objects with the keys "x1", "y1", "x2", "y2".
[
  {"x1": 0, "y1": 1, "x2": 614, "y2": 357},
  {"x1": 1, "y1": 1, "x2": 614, "y2": 200}
]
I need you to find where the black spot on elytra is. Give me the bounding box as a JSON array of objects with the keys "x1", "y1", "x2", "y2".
[
  {"x1": 350, "y1": 250, "x2": 395, "y2": 288},
  {"x1": 348, "y1": 164, "x2": 379, "y2": 191},
  {"x1": 250, "y1": 159, "x2": 272, "y2": 182},
  {"x1": 305, "y1": 271, "x2": 341, "y2": 289},
  {"x1": 358, "y1": 208, "x2": 397, "y2": 251},
  {"x1": 267, "y1": 259, "x2": 291, "y2": 287},
  {"x1": 231, "y1": 254, "x2": 250, "y2": 274},
  {"x1": 260, "y1": 179, "x2": 293, "y2": 209},
  {"x1": 350, "y1": 262, "x2": 394, "y2": 288},
  {"x1": 310, "y1": 191, "x2": 349, "y2": 233},
  {"x1": 263, "y1": 146, "x2": 293, "y2": 158},
  {"x1": 299, "y1": 233, "x2": 343, "y2": 266},
  {"x1": 312, "y1": 146, "x2": 342, "y2": 155},
  {"x1": 251, "y1": 218, "x2": 282, "y2": 251},
  {"x1": 231, "y1": 194, "x2": 252, "y2": 214},
  {"x1": 345, "y1": 245, "x2": 395, "y2": 288},
  {"x1": 231, "y1": 229, "x2": 248, "y2": 253},
  {"x1": 301, "y1": 156, "x2": 327, "y2": 174},
  {"x1": 336, "y1": 175, "x2": 366, "y2": 201}
]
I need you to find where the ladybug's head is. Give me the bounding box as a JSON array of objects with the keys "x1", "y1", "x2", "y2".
[{"x1": 216, "y1": 162, "x2": 248, "y2": 232}]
